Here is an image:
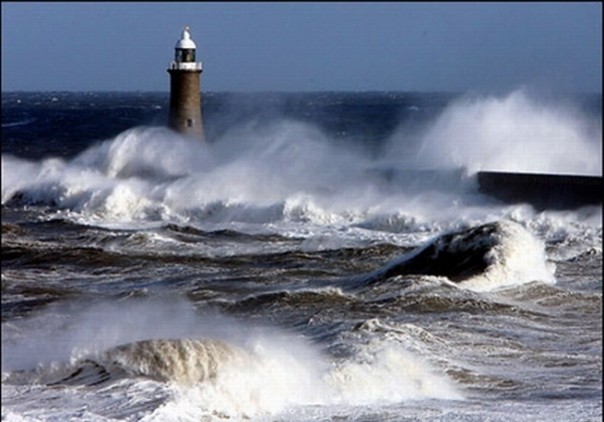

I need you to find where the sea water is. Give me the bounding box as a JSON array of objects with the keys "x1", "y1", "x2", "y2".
[{"x1": 2, "y1": 89, "x2": 601, "y2": 421}]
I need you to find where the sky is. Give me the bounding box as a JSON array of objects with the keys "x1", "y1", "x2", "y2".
[{"x1": 1, "y1": 2, "x2": 602, "y2": 93}]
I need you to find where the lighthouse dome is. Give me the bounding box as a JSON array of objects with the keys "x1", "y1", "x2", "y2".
[{"x1": 175, "y1": 27, "x2": 196, "y2": 49}]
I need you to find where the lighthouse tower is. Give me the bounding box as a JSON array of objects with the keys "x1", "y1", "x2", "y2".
[{"x1": 167, "y1": 26, "x2": 205, "y2": 142}]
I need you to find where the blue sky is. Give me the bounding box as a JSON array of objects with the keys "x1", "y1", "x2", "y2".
[{"x1": 1, "y1": 2, "x2": 601, "y2": 93}]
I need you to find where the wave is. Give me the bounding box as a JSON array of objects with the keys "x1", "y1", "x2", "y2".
[
  {"x1": 228, "y1": 287, "x2": 355, "y2": 313},
  {"x1": 30, "y1": 338, "x2": 248, "y2": 387},
  {"x1": 2, "y1": 90, "x2": 601, "y2": 239},
  {"x1": 3, "y1": 333, "x2": 462, "y2": 419},
  {"x1": 383, "y1": 89, "x2": 602, "y2": 176},
  {"x1": 101, "y1": 338, "x2": 244, "y2": 385},
  {"x1": 362, "y1": 220, "x2": 556, "y2": 292},
  {"x1": 3, "y1": 295, "x2": 463, "y2": 417}
]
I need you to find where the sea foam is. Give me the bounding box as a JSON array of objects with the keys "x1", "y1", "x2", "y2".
[
  {"x1": 371, "y1": 220, "x2": 556, "y2": 292},
  {"x1": 2, "y1": 298, "x2": 462, "y2": 419},
  {"x1": 1, "y1": 89, "x2": 600, "y2": 236}
]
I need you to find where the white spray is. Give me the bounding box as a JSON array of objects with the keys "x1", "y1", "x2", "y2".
[
  {"x1": 384, "y1": 89, "x2": 602, "y2": 175},
  {"x1": 1, "y1": 89, "x2": 600, "y2": 233},
  {"x1": 2, "y1": 297, "x2": 462, "y2": 419}
]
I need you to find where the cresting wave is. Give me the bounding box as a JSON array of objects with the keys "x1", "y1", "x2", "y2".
[
  {"x1": 98, "y1": 338, "x2": 244, "y2": 385},
  {"x1": 363, "y1": 220, "x2": 556, "y2": 292},
  {"x1": 3, "y1": 333, "x2": 462, "y2": 419},
  {"x1": 1, "y1": 339, "x2": 248, "y2": 388},
  {"x1": 1, "y1": 293, "x2": 464, "y2": 419}
]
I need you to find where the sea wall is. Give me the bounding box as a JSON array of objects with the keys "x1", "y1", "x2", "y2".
[{"x1": 477, "y1": 171, "x2": 602, "y2": 210}]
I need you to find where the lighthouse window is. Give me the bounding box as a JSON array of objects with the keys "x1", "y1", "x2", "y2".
[
  {"x1": 187, "y1": 119, "x2": 193, "y2": 127},
  {"x1": 175, "y1": 49, "x2": 196, "y2": 63},
  {"x1": 183, "y1": 49, "x2": 195, "y2": 62}
]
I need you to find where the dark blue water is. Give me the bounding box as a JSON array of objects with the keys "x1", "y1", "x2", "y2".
[{"x1": 1, "y1": 91, "x2": 459, "y2": 160}]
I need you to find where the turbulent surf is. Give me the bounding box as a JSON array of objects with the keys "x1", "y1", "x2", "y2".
[
  {"x1": 363, "y1": 220, "x2": 556, "y2": 292},
  {"x1": 2, "y1": 90, "x2": 601, "y2": 421}
]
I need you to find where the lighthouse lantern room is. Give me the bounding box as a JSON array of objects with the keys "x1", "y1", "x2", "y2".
[{"x1": 167, "y1": 26, "x2": 205, "y2": 142}]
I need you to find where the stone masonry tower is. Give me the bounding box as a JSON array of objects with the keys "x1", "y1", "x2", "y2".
[{"x1": 168, "y1": 26, "x2": 205, "y2": 142}]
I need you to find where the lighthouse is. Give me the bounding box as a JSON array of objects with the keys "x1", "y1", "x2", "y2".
[{"x1": 167, "y1": 26, "x2": 205, "y2": 142}]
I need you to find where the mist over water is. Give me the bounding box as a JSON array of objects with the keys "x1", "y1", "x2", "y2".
[
  {"x1": 2, "y1": 89, "x2": 601, "y2": 232},
  {"x1": 384, "y1": 89, "x2": 602, "y2": 175}
]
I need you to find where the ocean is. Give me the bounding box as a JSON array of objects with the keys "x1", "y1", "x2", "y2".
[{"x1": 1, "y1": 90, "x2": 602, "y2": 421}]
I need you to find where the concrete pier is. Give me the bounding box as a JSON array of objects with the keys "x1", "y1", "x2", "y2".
[{"x1": 477, "y1": 171, "x2": 602, "y2": 210}]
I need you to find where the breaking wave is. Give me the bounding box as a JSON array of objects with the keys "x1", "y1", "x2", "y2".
[
  {"x1": 364, "y1": 220, "x2": 556, "y2": 292},
  {"x1": 97, "y1": 338, "x2": 245, "y2": 385},
  {"x1": 2, "y1": 299, "x2": 463, "y2": 419},
  {"x1": 2, "y1": 89, "x2": 601, "y2": 239}
]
